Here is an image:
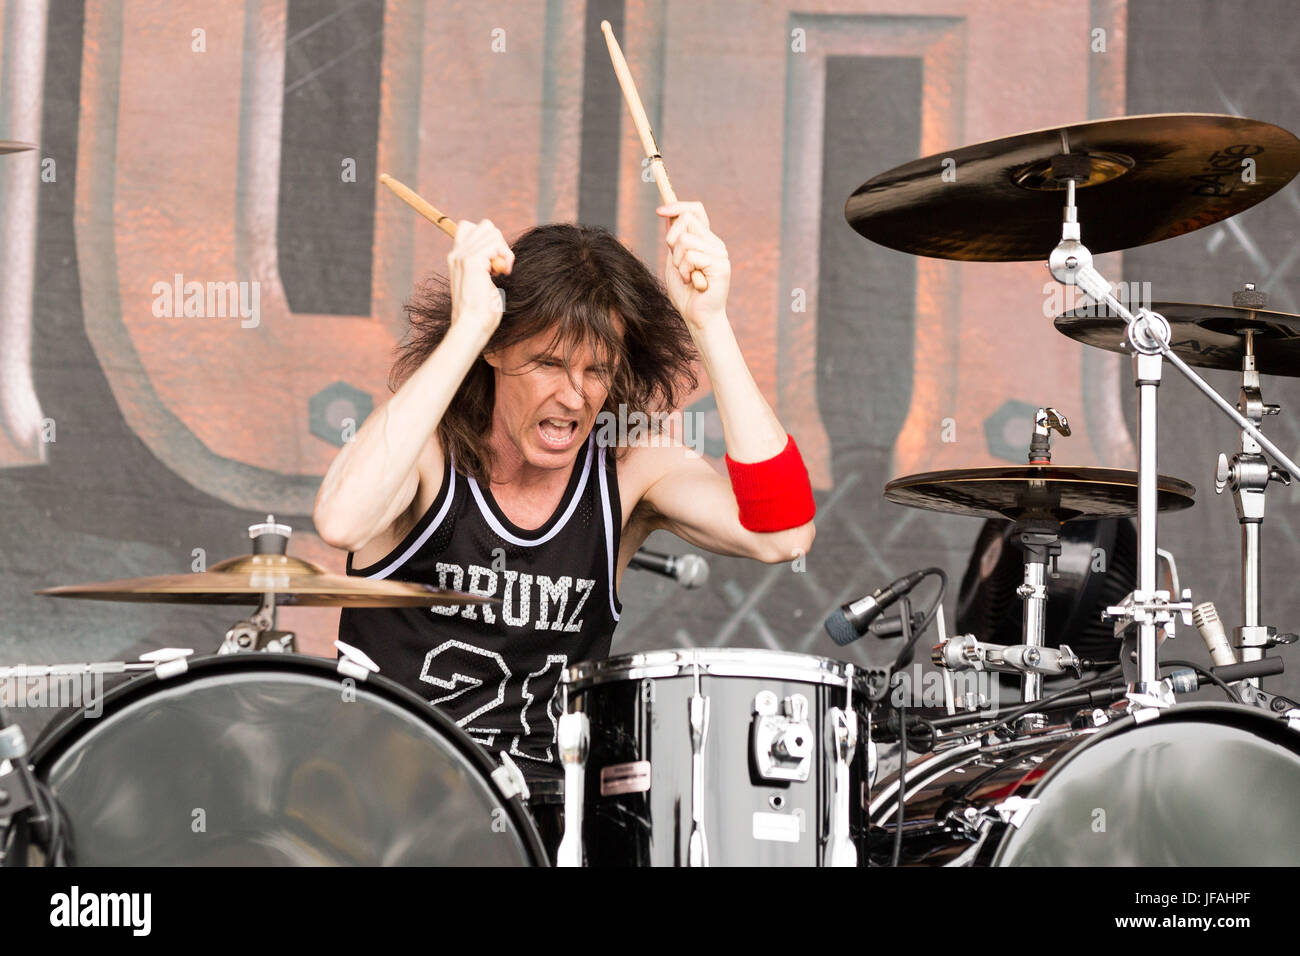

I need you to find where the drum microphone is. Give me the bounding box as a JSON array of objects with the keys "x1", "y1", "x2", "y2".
[
  {"x1": 1192, "y1": 601, "x2": 1238, "y2": 668},
  {"x1": 628, "y1": 549, "x2": 710, "y2": 589},
  {"x1": 824, "y1": 569, "x2": 932, "y2": 647}
]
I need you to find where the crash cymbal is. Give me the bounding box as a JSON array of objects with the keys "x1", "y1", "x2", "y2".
[
  {"x1": 884, "y1": 465, "x2": 1195, "y2": 522},
  {"x1": 845, "y1": 114, "x2": 1300, "y2": 261},
  {"x1": 37, "y1": 553, "x2": 490, "y2": 608},
  {"x1": 1056, "y1": 301, "x2": 1300, "y2": 375}
]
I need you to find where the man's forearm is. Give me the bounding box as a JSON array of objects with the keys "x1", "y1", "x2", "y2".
[{"x1": 690, "y1": 312, "x2": 788, "y2": 462}]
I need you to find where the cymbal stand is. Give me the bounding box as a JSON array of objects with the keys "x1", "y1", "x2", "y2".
[
  {"x1": 1214, "y1": 287, "x2": 1291, "y2": 691},
  {"x1": 1046, "y1": 154, "x2": 1196, "y2": 705},
  {"x1": 929, "y1": 410, "x2": 1085, "y2": 724},
  {"x1": 1015, "y1": 519, "x2": 1061, "y2": 713},
  {"x1": 1018, "y1": 408, "x2": 1070, "y2": 710}
]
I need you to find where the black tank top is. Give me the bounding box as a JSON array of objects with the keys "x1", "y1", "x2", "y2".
[{"x1": 338, "y1": 432, "x2": 622, "y2": 779}]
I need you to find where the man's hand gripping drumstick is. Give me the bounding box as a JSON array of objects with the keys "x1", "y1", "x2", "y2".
[
  {"x1": 379, "y1": 173, "x2": 511, "y2": 275},
  {"x1": 601, "y1": 19, "x2": 707, "y2": 293},
  {"x1": 597, "y1": 24, "x2": 815, "y2": 558},
  {"x1": 314, "y1": 178, "x2": 514, "y2": 552}
]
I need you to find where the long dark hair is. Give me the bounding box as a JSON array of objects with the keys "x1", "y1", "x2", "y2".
[{"x1": 390, "y1": 223, "x2": 699, "y2": 483}]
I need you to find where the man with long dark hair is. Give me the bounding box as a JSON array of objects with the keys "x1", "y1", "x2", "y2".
[{"x1": 314, "y1": 202, "x2": 816, "y2": 778}]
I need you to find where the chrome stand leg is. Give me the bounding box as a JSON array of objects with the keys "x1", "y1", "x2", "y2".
[
  {"x1": 1215, "y1": 321, "x2": 1288, "y2": 690},
  {"x1": 1134, "y1": 353, "x2": 1163, "y2": 695},
  {"x1": 556, "y1": 709, "x2": 589, "y2": 867},
  {"x1": 687, "y1": 658, "x2": 710, "y2": 867}
]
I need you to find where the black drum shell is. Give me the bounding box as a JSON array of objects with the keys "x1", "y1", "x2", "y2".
[
  {"x1": 567, "y1": 650, "x2": 870, "y2": 866},
  {"x1": 994, "y1": 703, "x2": 1300, "y2": 866},
  {"x1": 18, "y1": 653, "x2": 547, "y2": 866}
]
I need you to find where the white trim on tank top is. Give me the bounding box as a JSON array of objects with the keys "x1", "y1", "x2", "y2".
[
  {"x1": 364, "y1": 458, "x2": 458, "y2": 580},
  {"x1": 466, "y1": 433, "x2": 595, "y2": 546},
  {"x1": 597, "y1": 442, "x2": 621, "y2": 622}
]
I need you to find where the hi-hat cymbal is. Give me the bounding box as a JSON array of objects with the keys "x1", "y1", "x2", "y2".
[
  {"x1": 1056, "y1": 301, "x2": 1300, "y2": 375},
  {"x1": 884, "y1": 465, "x2": 1195, "y2": 522},
  {"x1": 845, "y1": 114, "x2": 1300, "y2": 261},
  {"x1": 37, "y1": 553, "x2": 490, "y2": 608}
]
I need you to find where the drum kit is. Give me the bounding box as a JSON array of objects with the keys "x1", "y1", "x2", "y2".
[{"x1": 6, "y1": 113, "x2": 1300, "y2": 867}]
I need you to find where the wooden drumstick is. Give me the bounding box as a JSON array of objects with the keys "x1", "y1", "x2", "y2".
[
  {"x1": 379, "y1": 173, "x2": 510, "y2": 274},
  {"x1": 600, "y1": 20, "x2": 708, "y2": 292}
]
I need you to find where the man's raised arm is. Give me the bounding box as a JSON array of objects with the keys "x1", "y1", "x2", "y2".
[
  {"x1": 636, "y1": 201, "x2": 815, "y2": 564},
  {"x1": 313, "y1": 220, "x2": 513, "y2": 553}
]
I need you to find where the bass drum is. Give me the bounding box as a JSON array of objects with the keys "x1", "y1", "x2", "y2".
[
  {"x1": 870, "y1": 703, "x2": 1300, "y2": 866},
  {"x1": 13, "y1": 654, "x2": 547, "y2": 866},
  {"x1": 994, "y1": 703, "x2": 1300, "y2": 866}
]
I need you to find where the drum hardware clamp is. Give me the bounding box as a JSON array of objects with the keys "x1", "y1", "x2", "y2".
[
  {"x1": 334, "y1": 640, "x2": 380, "y2": 682},
  {"x1": 933, "y1": 634, "x2": 1082, "y2": 680},
  {"x1": 1070, "y1": 707, "x2": 1113, "y2": 731},
  {"x1": 491, "y1": 753, "x2": 530, "y2": 802},
  {"x1": 937, "y1": 794, "x2": 1045, "y2": 868},
  {"x1": 1236, "y1": 683, "x2": 1300, "y2": 727},
  {"x1": 946, "y1": 794, "x2": 1041, "y2": 841},
  {"x1": 0, "y1": 724, "x2": 38, "y2": 826},
  {"x1": 752, "y1": 691, "x2": 813, "y2": 782}
]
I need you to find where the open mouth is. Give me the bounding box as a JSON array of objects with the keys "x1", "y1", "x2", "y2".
[{"x1": 537, "y1": 418, "x2": 579, "y2": 450}]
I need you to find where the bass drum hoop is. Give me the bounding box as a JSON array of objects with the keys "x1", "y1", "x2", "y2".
[
  {"x1": 25, "y1": 652, "x2": 549, "y2": 867},
  {"x1": 991, "y1": 702, "x2": 1300, "y2": 866},
  {"x1": 566, "y1": 646, "x2": 870, "y2": 694}
]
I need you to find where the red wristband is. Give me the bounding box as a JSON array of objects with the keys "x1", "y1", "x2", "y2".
[{"x1": 725, "y1": 435, "x2": 816, "y2": 533}]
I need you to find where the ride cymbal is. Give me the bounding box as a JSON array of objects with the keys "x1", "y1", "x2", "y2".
[
  {"x1": 883, "y1": 465, "x2": 1195, "y2": 522},
  {"x1": 845, "y1": 114, "x2": 1300, "y2": 261},
  {"x1": 1056, "y1": 301, "x2": 1300, "y2": 375}
]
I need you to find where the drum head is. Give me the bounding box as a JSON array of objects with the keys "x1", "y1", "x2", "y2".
[
  {"x1": 995, "y1": 704, "x2": 1300, "y2": 866},
  {"x1": 29, "y1": 655, "x2": 544, "y2": 866}
]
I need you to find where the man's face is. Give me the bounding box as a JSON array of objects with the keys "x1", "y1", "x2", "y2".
[{"x1": 484, "y1": 320, "x2": 622, "y2": 473}]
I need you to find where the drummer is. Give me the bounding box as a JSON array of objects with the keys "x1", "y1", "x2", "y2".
[{"x1": 314, "y1": 203, "x2": 816, "y2": 778}]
